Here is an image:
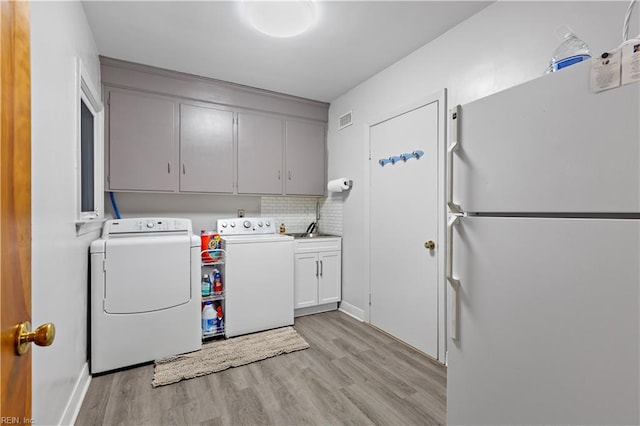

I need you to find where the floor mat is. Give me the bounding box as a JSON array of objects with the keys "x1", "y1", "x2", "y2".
[{"x1": 152, "y1": 326, "x2": 309, "y2": 387}]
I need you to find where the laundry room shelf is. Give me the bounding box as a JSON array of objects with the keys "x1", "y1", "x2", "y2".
[
  {"x1": 202, "y1": 330, "x2": 224, "y2": 339},
  {"x1": 202, "y1": 262, "x2": 225, "y2": 266},
  {"x1": 201, "y1": 248, "x2": 225, "y2": 266},
  {"x1": 202, "y1": 292, "x2": 225, "y2": 302},
  {"x1": 201, "y1": 248, "x2": 225, "y2": 341}
]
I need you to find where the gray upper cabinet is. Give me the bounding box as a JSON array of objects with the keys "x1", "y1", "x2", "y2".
[
  {"x1": 237, "y1": 113, "x2": 284, "y2": 195},
  {"x1": 180, "y1": 104, "x2": 234, "y2": 193},
  {"x1": 108, "y1": 90, "x2": 177, "y2": 191},
  {"x1": 285, "y1": 121, "x2": 326, "y2": 196},
  {"x1": 102, "y1": 58, "x2": 329, "y2": 196}
]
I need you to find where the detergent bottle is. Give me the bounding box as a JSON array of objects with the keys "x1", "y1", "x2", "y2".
[
  {"x1": 201, "y1": 301, "x2": 215, "y2": 333},
  {"x1": 212, "y1": 268, "x2": 223, "y2": 294},
  {"x1": 201, "y1": 274, "x2": 211, "y2": 297}
]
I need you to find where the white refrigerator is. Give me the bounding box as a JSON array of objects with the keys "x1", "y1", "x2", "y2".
[{"x1": 447, "y1": 62, "x2": 639, "y2": 424}]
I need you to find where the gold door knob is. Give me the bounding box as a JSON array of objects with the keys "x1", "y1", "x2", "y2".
[
  {"x1": 424, "y1": 241, "x2": 436, "y2": 250},
  {"x1": 15, "y1": 321, "x2": 55, "y2": 355}
]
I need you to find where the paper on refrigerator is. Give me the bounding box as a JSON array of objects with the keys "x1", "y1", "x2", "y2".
[{"x1": 621, "y1": 39, "x2": 640, "y2": 86}]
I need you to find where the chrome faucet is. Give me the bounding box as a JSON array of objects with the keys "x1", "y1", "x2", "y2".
[
  {"x1": 305, "y1": 221, "x2": 317, "y2": 234},
  {"x1": 305, "y1": 201, "x2": 321, "y2": 234}
]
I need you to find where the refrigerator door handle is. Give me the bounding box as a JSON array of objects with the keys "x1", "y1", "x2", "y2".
[
  {"x1": 447, "y1": 214, "x2": 462, "y2": 341},
  {"x1": 448, "y1": 106, "x2": 462, "y2": 214}
]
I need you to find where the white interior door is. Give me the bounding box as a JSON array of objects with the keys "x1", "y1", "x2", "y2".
[{"x1": 369, "y1": 100, "x2": 440, "y2": 358}]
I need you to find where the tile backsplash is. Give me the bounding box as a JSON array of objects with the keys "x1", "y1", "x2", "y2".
[{"x1": 261, "y1": 195, "x2": 343, "y2": 236}]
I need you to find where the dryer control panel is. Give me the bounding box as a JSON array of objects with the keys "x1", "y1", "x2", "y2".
[{"x1": 102, "y1": 218, "x2": 193, "y2": 236}]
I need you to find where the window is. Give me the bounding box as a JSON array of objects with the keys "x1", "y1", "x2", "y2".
[
  {"x1": 80, "y1": 100, "x2": 95, "y2": 212},
  {"x1": 77, "y1": 58, "x2": 104, "y2": 226}
]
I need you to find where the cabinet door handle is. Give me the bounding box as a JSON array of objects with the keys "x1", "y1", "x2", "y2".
[
  {"x1": 167, "y1": 162, "x2": 171, "y2": 174},
  {"x1": 183, "y1": 164, "x2": 186, "y2": 175},
  {"x1": 315, "y1": 260, "x2": 319, "y2": 277},
  {"x1": 320, "y1": 260, "x2": 323, "y2": 276}
]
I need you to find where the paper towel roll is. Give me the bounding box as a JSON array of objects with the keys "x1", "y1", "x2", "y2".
[{"x1": 327, "y1": 177, "x2": 352, "y2": 192}]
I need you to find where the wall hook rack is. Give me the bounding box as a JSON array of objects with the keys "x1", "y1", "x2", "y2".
[{"x1": 378, "y1": 149, "x2": 424, "y2": 167}]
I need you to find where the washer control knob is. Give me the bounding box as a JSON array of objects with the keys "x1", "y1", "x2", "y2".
[
  {"x1": 230, "y1": 222, "x2": 236, "y2": 228},
  {"x1": 146, "y1": 222, "x2": 155, "y2": 229},
  {"x1": 265, "y1": 221, "x2": 271, "y2": 227},
  {"x1": 220, "y1": 222, "x2": 227, "y2": 228},
  {"x1": 243, "y1": 220, "x2": 251, "y2": 229},
  {"x1": 258, "y1": 221, "x2": 263, "y2": 227}
]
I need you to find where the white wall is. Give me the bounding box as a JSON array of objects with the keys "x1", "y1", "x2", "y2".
[
  {"x1": 106, "y1": 192, "x2": 344, "y2": 236},
  {"x1": 261, "y1": 195, "x2": 343, "y2": 235},
  {"x1": 31, "y1": 2, "x2": 100, "y2": 424},
  {"x1": 328, "y1": 1, "x2": 638, "y2": 319},
  {"x1": 105, "y1": 192, "x2": 262, "y2": 232}
]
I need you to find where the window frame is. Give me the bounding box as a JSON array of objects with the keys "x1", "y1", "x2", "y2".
[{"x1": 76, "y1": 58, "x2": 104, "y2": 227}]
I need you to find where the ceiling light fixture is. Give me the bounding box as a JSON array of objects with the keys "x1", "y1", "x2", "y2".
[{"x1": 242, "y1": 0, "x2": 317, "y2": 38}]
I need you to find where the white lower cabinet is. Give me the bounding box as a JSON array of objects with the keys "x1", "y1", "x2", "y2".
[{"x1": 293, "y1": 237, "x2": 341, "y2": 316}]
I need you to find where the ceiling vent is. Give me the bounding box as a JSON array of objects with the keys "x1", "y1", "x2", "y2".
[{"x1": 338, "y1": 111, "x2": 353, "y2": 130}]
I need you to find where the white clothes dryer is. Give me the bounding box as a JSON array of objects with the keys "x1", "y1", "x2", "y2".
[
  {"x1": 217, "y1": 217, "x2": 294, "y2": 337},
  {"x1": 90, "y1": 218, "x2": 201, "y2": 374}
]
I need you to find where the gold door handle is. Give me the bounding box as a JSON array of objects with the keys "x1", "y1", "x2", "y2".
[
  {"x1": 15, "y1": 321, "x2": 55, "y2": 355},
  {"x1": 424, "y1": 241, "x2": 436, "y2": 250}
]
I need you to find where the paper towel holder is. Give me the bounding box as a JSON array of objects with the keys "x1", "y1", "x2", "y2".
[{"x1": 327, "y1": 177, "x2": 353, "y2": 192}]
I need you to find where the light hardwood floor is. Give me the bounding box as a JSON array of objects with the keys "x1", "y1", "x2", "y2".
[{"x1": 76, "y1": 311, "x2": 446, "y2": 425}]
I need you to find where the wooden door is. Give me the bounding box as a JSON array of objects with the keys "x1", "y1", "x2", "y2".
[
  {"x1": 369, "y1": 100, "x2": 440, "y2": 358},
  {"x1": 1, "y1": 0, "x2": 32, "y2": 419}
]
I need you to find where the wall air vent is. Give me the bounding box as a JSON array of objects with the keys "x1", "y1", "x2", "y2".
[{"x1": 338, "y1": 110, "x2": 353, "y2": 130}]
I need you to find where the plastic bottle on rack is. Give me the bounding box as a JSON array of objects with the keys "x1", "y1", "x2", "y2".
[
  {"x1": 212, "y1": 268, "x2": 223, "y2": 294},
  {"x1": 545, "y1": 32, "x2": 591, "y2": 74},
  {"x1": 215, "y1": 304, "x2": 224, "y2": 333},
  {"x1": 201, "y1": 274, "x2": 211, "y2": 297},
  {"x1": 202, "y1": 301, "x2": 215, "y2": 333}
]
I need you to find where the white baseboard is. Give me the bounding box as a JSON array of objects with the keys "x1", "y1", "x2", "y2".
[
  {"x1": 338, "y1": 301, "x2": 365, "y2": 322},
  {"x1": 295, "y1": 302, "x2": 338, "y2": 317},
  {"x1": 58, "y1": 362, "x2": 91, "y2": 426}
]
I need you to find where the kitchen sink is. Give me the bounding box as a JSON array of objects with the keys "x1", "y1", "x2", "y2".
[{"x1": 287, "y1": 232, "x2": 339, "y2": 239}]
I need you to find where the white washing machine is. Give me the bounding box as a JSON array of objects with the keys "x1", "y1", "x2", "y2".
[
  {"x1": 90, "y1": 218, "x2": 201, "y2": 374},
  {"x1": 217, "y1": 217, "x2": 294, "y2": 337}
]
